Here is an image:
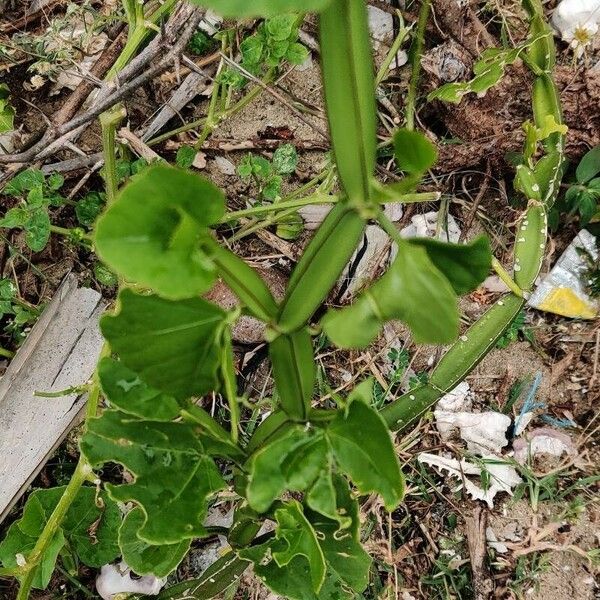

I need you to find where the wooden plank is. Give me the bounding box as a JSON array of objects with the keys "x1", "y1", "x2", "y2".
[{"x1": 0, "y1": 275, "x2": 106, "y2": 522}]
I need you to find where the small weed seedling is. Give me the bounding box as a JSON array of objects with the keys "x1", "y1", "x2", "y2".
[
  {"x1": 552, "y1": 144, "x2": 600, "y2": 226},
  {"x1": 496, "y1": 309, "x2": 535, "y2": 348},
  {"x1": 0, "y1": 278, "x2": 39, "y2": 346},
  {"x1": 220, "y1": 15, "x2": 309, "y2": 88}
]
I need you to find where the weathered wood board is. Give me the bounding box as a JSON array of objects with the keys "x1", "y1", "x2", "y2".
[{"x1": 0, "y1": 275, "x2": 106, "y2": 522}]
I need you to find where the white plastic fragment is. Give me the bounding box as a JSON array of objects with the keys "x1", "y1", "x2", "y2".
[
  {"x1": 552, "y1": 0, "x2": 600, "y2": 58},
  {"x1": 417, "y1": 453, "x2": 522, "y2": 508},
  {"x1": 435, "y1": 411, "x2": 511, "y2": 455},
  {"x1": 436, "y1": 381, "x2": 472, "y2": 412},
  {"x1": 513, "y1": 411, "x2": 534, "y2": 437},
  {"x1": 434, "y1": 383, "x2": 511, "y2": 455},
  {"x1": 96, "y1": 562, "x2": 166, "y2": 600},
  {"x1": 400, "y1": 211, "x2": 461, "y2": 242},
  {"x1": 513, "y1": 427, "x2": 577, "y2": 464},
  {"x1": 485, "y1": 527, "x2": 509, "y2": 554},
  {"x1": 528, "y1": 229, "x2": 599, "y2": 319}
]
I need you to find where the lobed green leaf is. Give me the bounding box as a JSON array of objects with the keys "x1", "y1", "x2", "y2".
[
  {"x1": 322, "y1": 241, "x2": 460, "y2": 347},
  {"x1": 0, "y1": 487, "x2": 120, "y2": 589},
  {"x1": 81, "y1": 409, "x2": 225, "y2": 545},
  {"x1": 327, "y1": 382, "x2": 404, "y2": 510}
]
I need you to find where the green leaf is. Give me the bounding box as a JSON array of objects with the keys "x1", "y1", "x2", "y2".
[
  {"x1": 238, "y1": 154, "x2": 271, "y2": 179},
  {"x1": 245, "y1": 426, "x2": 328, "y2": 513},
  {"x1": 175, "y1": 145, "x2": 198, "y2": 169},
  {"x1": 306, "y1": 477, "x2": 371, "y2": 594},
  {"x1": 101, "y1": 289, "x2": 226, "y2": 399},
  {"x1": 181, "y1": 404, "x2": 245, "y2": 461},
  {"x1": 263, "y1": 174, "x2": 283, "y2": 200},
  {"x1": 286, "y1": 42, "x2": 309, "y2": 65},
  {"x1": 576, "y1": 145, "x2": 600, "y2": 184},
  {"x1": 0, "y1": 278, "x2": 15, "y2": 301},
  {"x1": 188, "y1": 30, "x2": 217, "y2": 56},
  {"x1": 327, "y1": 381, "x2": 404, "y2": 510},
  {"x1": 394, "y1": 128, "x2": 438, "y2": 174},
  {"x1": 322, "y1": 241, "x2": 459, "y2": 347},
  {"x1": 81, "y1": 409, "x2": 225, "y2": 544},
  {"x1": 577, "y1": 190, "x2": 598, "y2": 225},
  {"x1": 319, "y1": 0, "x2": 376, "y2": 202},
  {"x1": 272, "y1": 143, "x2": 298, "y2": 175},
  {"x1": 0, "y1": 522, "x2": 64, "y2": 589},
  {"x1": 98, "y1": 357, "x2": 181, "y2": 421},
  {"x1": 0, "y1": 487, "x2": 120, "y2": 589},
  {"x1": 239, "y1": 501, "x2": 326, "y2": 595},
  {"x1": 53, "y1": 488, "x2": 121, "y2": 567},
  {"x1": 4, "y1": 169, "x2": 45, "y2": 196},
  {"x1": 25, "y1": 210, "x2": 51, "y2": 252},
  {"x1": 46, "y1": 173, "x2": 64, "y2": 191},
  {"x1": 240, "y1": 35, "x2": 264, "y2": 65},
  {"x1": 94, "y1": 263, "x2": 118, "y2": 287},
  {"x1": 428, "y1": 45, "x2": 524, "y2": 104},
  {"x1": 95, "y1": 164, "x2": 224, "y2": 300},
  {"x1": 267, "y1": 15, "x2": 297, "y2": 41},
  {"x1": 0, "y1": 207, "x2": 28, "y2": 228},
  {"x1": 0, "y1": 83, "x2": 15, "y2": 133},
  {"x1": 119, "y1": 507, "x2": 191, "y2": 577},
  {"x1": 408, "y1": 235, "x2": 492, "y2": 295},
  {"x1": 187, "y1": 0, "x2": 332, "y2": 18},
  {"x1": 76, "y1": 191, "x2": 105, "y2": 226},
  {"x1": 272, "y1": 501, "x2": 326, "y2": 591}
]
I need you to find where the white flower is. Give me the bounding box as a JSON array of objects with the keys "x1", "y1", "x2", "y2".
[{"x1": 552, "y1": 0, "x2": 600, "y2": 58}]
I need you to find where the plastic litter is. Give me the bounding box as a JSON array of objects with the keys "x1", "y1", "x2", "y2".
[
  {"x1": 417, "y1": 453, "x2": 522, "y2": 508},
  {"x1": 528, "y1": 229, "x2": 599, "y2": 319},
  {"x1": 96, "y1": 561, "x2": 166, "y2": 600},
  {"x1": 513, "y1": 427, "x2": 577, "y2": 464},
  {"x1": 400, "y1": 211, "x2": 461, "y2": 242}
]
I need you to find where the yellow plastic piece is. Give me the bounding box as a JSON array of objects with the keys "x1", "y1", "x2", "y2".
[{"x1": 537, "y1": 287, "x2": 598, "y2": 319}]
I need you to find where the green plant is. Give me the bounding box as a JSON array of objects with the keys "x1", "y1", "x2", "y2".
[
  {"x1": 236, "y1": 144, "x2": 302, "y2": 238},
  {"x1": 509, "y1": 552, "x2": 551, "y2": 598},
  {"x1": 0, "y1": 1, "x2": 566, "y2": 599},
  {"x1": 0, "y1": 83, "x2": 15, "y2": 133},
  {"x1": 220, "y1": 15, "x2": 308, "y2": 88},
  {"x1": 421, "y1": 534, "x2": 473, "y2": 599},
  {"x1": 552, "y1": 144, "x2": 600, "y2": 226},
  {"x1": 0, "y1": 169, "x2": 72, "y2": 251},
  {"x1": 188, "y1": 29, "x2": 218, "y2": 56},
  {"x1": 577, "y1": 246, "x2": 600, "y2": 298},
  {"x1": 0, "y1": 278, "x2": 40, "y2": 344},
  {"x1": 496, "y1": 309, "x2": 535, "y2": 348}
]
